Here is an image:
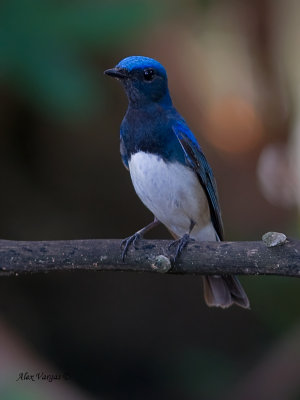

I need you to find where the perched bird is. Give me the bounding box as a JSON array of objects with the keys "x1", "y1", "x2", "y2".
[{"x1": 105, "y1": 56, "x2": 249, "y2": 309}]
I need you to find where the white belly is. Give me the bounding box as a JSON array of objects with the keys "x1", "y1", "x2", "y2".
[{"x1": 128, "y1": 151, "x2": 217, "y2": 241}]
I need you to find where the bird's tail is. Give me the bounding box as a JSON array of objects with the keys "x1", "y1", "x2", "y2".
[{"x1": 202, "y1": 275, "x2": 250, "y2": 309}]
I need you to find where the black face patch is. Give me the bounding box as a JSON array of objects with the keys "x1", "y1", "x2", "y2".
[{"x1": 143, "y1": 68, "x2": 155, "y2": 81}]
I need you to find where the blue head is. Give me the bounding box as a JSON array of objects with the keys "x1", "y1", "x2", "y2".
[{"x1": 105, "y1": 56, "x2": 172, "y2": 107}]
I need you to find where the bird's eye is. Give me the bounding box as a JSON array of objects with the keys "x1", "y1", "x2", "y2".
[{"x1": 143, "y1": 68, "x2": 155, "y2": 81}]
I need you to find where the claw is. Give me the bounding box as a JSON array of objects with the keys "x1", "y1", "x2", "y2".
[
  {"x1": 121, "y1": 233, "x2": 141, "y2": 261},
  {"x1": 120, "y1": 218, "x2": 161, "y2": 262},
  {"x1": 169, "y1": 233, "x2": 192, "y2": 263}
]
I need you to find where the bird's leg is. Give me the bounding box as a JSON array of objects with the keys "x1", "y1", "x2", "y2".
[
  {"x1": 121, "y1": 217, "x2": 161, "y2": 261},
  {"x1": 169, "y1": 220, "x2": 195, "y2": 263}
]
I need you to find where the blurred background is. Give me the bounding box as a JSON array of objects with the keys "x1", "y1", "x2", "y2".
[{"x1": 0, "y1": 0, "x2": 299, "y2": 399}]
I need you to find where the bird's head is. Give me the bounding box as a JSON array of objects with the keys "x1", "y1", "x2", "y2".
[{"x1": 104, "y1": 56, "x2": 172, "y2": 107}]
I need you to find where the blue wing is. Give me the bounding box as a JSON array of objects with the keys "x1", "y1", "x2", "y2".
[
  {"x1": 172, "y1": 120, "x2": 224, "y2": 240},
  {"x1": 120, "y1": 132, "x2": 129, "y2": 170}
]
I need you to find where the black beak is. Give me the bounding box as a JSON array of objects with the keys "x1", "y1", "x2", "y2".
[{"x1": 104, "y1": 68, "x2": 128, "y2": 79}]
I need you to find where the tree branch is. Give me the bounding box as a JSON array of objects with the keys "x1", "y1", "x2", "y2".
[{"x1": 0, "y1": 233, "x2": 299, "y2": 277}]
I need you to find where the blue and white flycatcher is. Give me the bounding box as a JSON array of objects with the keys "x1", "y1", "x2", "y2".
[{"x1": 105, "y1": 56, "x2": 249, "y2": 309}]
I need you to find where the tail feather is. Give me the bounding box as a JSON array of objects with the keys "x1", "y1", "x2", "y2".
[
  {"x1": 169, "y1": 229, "x2": 250, "y2": 309},
  {"x1": 203, "y1": 275, "x2": 250, "y2": 309}
]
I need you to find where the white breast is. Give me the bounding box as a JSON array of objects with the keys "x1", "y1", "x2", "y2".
[{"x1": 128, "y1": 151, "x2": 217, "y2": 240}]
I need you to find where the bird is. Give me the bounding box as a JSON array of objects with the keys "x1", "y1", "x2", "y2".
[{"x1": 104, "y1": 56, "x2": 250, "y2": 309}]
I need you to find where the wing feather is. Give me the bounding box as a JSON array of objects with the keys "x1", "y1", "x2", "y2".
[
  {"x1": 120, "y1": 133, "x2": 129, "y2": 170},
  {"x1": 172, "y1": 121, "x2": 224, "y2": 240}
]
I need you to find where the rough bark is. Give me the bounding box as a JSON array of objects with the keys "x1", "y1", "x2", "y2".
[{"x1": 0, "y1": 235, "x2": 299, "y2": 277}]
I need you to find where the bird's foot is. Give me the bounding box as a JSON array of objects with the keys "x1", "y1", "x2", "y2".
[
  {"x1": 121, "y1": 218, "x2": 161, "y2": 262},
  {"x1": 168, "y1": 233, "x2": 194, "y2": 263},
  {"x1": 121, "y1": 232, "x2": 142, "y2": 262}
]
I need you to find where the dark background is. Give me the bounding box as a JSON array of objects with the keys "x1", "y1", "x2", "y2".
[{"x1": 0, "y1": 1, "x2": 299, "y2": 399}]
